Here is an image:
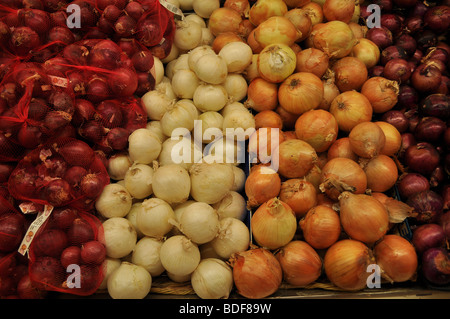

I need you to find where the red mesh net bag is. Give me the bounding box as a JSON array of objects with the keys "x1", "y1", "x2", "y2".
[
  {"x1": 7, "y1": 137, "x2": 110, "y2": 212},
  {"x1": 26, "y1": 206, "x2": 105, "y2": 296}
]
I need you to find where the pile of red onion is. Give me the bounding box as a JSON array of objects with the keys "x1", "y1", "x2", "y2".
[{"x1": 362, "y1": 0, "x2": 449, "y2": 287}]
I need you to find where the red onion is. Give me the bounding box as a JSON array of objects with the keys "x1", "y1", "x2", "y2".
[
  {"x1": 117, "y1": 38, "x2": 140, "y2": 57},
  {"x1": 80, "y1": 240, "x2": 106, "y2": 265},
  {"x1": 0, "y1": 275, "x2": 16, "y2": 296},
  {"x1": 29, "y1": 256, "x2": 65, "y2": 290},
  {"x1": 17, "y1": 125, "x2": 43, "y2": 149},
  {"x1": 43, "y1": 179, "x2": 72, "y2": 207},
  {"x1": 58, "y1": 139, "x2": 95, "y2": 168},
  {"x1": 8, "y1": 167, "x2": 38, "y2": 199},
  {"x1": 445, "y1": 127, "x2": 450, "y2": 149},
  {"x1": 108, "y1": 67, "x2": 138, "y2": 97},
  {"x1": 429, "y1": 165, "x2": 444, "y2": 188},
  {"x1": 67, "y1": 218, "x2": 95, "y2": 246},
  {"x1": 420, "y1": 94, "x2": 449, "y2": 119},
  {"x1": 414, "y1": 117, "x2": 446, "y2": 143},
  {"x1": 383, "y1": 58, "x2": 411, "y2": 82},
  {"x1": 23, "y1": 0, "x2": 45, "y2": 9},
  {"x1": 106, "y1": 127, "x2": 129, "y2": 150},
  {"x1": 47, "y1": 26, "x2": 75, "y2": 46},
  {"x1": 33, "y1": 229, "x2": 68, "y2": 257},
  {"x1": 0, "y1": 164, "x2": 15, "y2": 183},
  {"x1": 28, "y1": 98, "x2": 48, "y2": 120},
  {"x1": 49, "y1": 207, "x2": 78, "y2": 230},
  {"x1": 397, "y1": 173, "x2": 430, "y2": 200},
  {"x1": 416, "y1": 30, "x2": 437, "y2": 51},
  {"x1": 96, "y1": 0, "x2": 127, "y2": 10},
  {"x1": 412, "y1": 224, "x2": 446, "y2": 255},
  {"x1": 440, "y1": 210, "x2": 450, "y2": 238},
  {"x1": 80, "y1": 174, "x2": 104, "y2": 199},
  {"x1": 424, "y1": 47, "x2": 449, "y2": 65},
  {"x1": 73, "y1": 99, "x2": 96, "y2": 126},
  {"x1": 21, "y1": 8, "x2": 51, "y2": 35},
  {"x1": 64, "y1": 166, "x2": 88, "y2": 189},
  {"x1": 42, "y1": 111, "x2": 72, "y2": 132},
  {"x1": 421, "y1": 248, "x2": 450, "y2": 286},
  {"x1": 366, "y1": 26, "x2": 393, "y2": 50},
  {"x1": 404, "y1": 142, "x2": 440, "y2": 176},
  {"x1": 375, "y1": 0, "x2": 394, "y2": 12},
  {"x1": 60, "y1": 246, "x2": 81, "y2": 269},
  {"x1": 136, "y1": 19, "x2": 163, "y2": 47},
  {"x1": 49, "y1": 11, "x2": 68, "y2": 27},
  {"x1": 88, "y1": 39, "x2": 122, "y2": 70},
  {"x1": 78, "y1": 120, "x2": 107, "y2": 142},
  {"x1": 0, "y1": 213, "x2": 25, "y2": 252},
  {"x1": 423, "y1": 6, "x2": 450, "y2": 34},
  {"x1": 103, "y1": 5, "x2": 122, "y2": 22},
  {"x1": 131, "y1": 50, "x2": 154, "y2": 73},
  {"x1": 381, "y1": 14, "x2": 403, "y2": 35},
  {"x1": 381, "y1": 45, "x2": 408, "y2": 65},
  {"x1": 10, "y1": 26, "x2": 41, "y2": 56},
  {"x1": 411, "y1": 63, "x2": 442, "y2": 93},
  {"x1": 407, "y1": 190, "x2": 444, "y2": 224},
  {"x1": 96, "y1": 100, "x2": 123, "y2": 128},
  {"x1": 97, "y1": 16, "x2": 115, "y2": 35},
  {"x1": 48, "y1": 91, "x2": 74, "y2": 115},
  {"x1": 410, "y1": 1, "x2": 428, "y2": 17},
  {"x1": 369, "y1": 65, "x2": 385, "y2": 77},
  {"x1": 404, "y1": 16, "x2": 424, "y2": 34},
  {"x1": 395, "y1": 33, "x2": 417, "y2": 56},
  {"x1": 17, "y1": 274, "x2": 47, "y2": 299},
  {"x1": 63, "y1": 44, "x2": 89, "y2": 65},
  {"x1": 393, "y1": 0, "x2": 418, "y2": 7},
  {"x1": 124, "y1": 1, "x2": 144, "y2": 21},
  {"x1": 381, "y1": 110, "x2": 409, "y2": 133},
  {"x1": 114, "y1": 15, "x2": 136, "y2": 38}
]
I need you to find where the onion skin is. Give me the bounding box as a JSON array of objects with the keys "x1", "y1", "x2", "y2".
[
  {"x1": 412, "y1": 223, "x2": 446, "y2": 255},
  {"x1": 279, "y1": 179, "x2": 318, "y2": 218},
  {"x1": 421, "y1": 248, "x2": 450, "y2": 286},
  {"x1": 245, "y1": 165, "x2": 281, "y2": 209},
  {"x1": 329, "y1": 91, "x2": 373, "y2": 133},
  {"x1": 231, "y1": 248, "x2": 282, "y2": 299},
  {"x1": 373, "y1": 235, "x2": 418, "y2": 283},
  {"x1": 397, "y1": 173, "x2": 430, "y2": 200},
  {"x1": 404, "y1": 142, "x2": 440, "y2": 176},
  {"x1": 276, "y1": 139, "x2": 318, "y2": 179},
  {"x1": 299, "y1": 205, "x2": 341, "y2": 249}
]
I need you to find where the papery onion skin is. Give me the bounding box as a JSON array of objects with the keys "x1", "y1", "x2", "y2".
[
  {"x1": 332, "y1": 56, "x2": 368, "y2": 92},
  {"x1": 276, "y1": 240, "x2": 322, "y2": 287},
  {"x1": 299, "y1": 205, "x2": 341, "y2": 249},
  {"x1": 310, "y1": 20, "x2": 357, "y2": 59},
  {"x1": 375, "y1": 121, "x2": 402, "y2": 157},
  {"x1": 257, "y1": 43, "x2": 297, "y2": 84},
  {"x1": 245, "y1": 164, "x2": 281, "y2": 209},
  {"x1": 412, "y1": 223, "x2": 446, "y2": 255},
  {"x1": 348, "y1": 121, "x2": 386, "y2": 159},
  {"x1": 275, "y1": 139, "x2": 318, "y2": 179},
  {"x1": 361, "y1": 155, "x2": 398, "y2": 193},
  {"x1": 329, "y1": 91, "x2": 373, "y2": 133},
  {"x1": 421, "y1": 248, "x2": 450, "y2": 286},
  {"x1": 374, "y1": 235, "x2": 418, "y2": 283},
  {"x1": 324, "y1": 239, "x2": 375, "y2": 291},
  {"x1": 361, "y1": 77, "x2": 399, "y2": 114},
  {"x1": 339, "y1": 192, "x2": 390, "y2": 245},
  {"x1": 327, "y1": 137, "x2": 359, "y2": 162},
  {"x1": 231, "y1": 248, "x2": 282, "y2": 299},
  {"x1": 295, "y1": 48, "x2": 329, "y2": 79},
  {"x1": 279, "y1": 179, "x2": 318, "y2": 218}
]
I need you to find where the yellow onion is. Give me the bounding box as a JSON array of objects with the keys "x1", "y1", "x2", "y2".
[
  {"x1": 248, "y1": 127, "x2": 285, "y2": 163},
  {"x1": 295, "y1": 48, "x2": 329, "y2": 78},
  {"x1": 323, "y1": 0, "x2": 356, "y2": 23},
  {"x1": 361, "y1": 77, "x2": 399, "y2": 114},
  {"x1": 375, "y1": 121, "x2": 402, "y2": 157},
  {"x1": 310, "y1": 21, "x2": 357, "y2": 58},
  {"x1": 212, "y1": 31, "x2": 244, "y2": 54},
  {"x1": 254, "y1": 110, "x2": 283, "y2": 130},
  {"x1": 276, "y1": 240, "x2": 322, "y2": 287},
  {"x1": 244, "y1": 77, "x2": 279, "y2": 112},
  {"x1": 248, "y1": 0, "x2": 288, "y2": 26},
  {"x1": 327, "y1": 137, "x2": 359, "y2": 162},
  {"x1": 278, "y1": 72, "x2": 324, "y2": 115},
  {"x1": 319, "y1": 157, "x2": 367, "y2": 201},
  {"x1": 348, "y1": 22, "x2": 368, "y2": 39},
  {"x1": 350, "y1": 38, "x2": 380, "y2": 69},
  {"x1": 329, "y1": 91, "x2": 373, "y2": 133},
  {"x1": 251, "y1": 197, "x2": 297, "y2": 250},
  {"x1": 294, "y1": 109, "x2": 338, "y2": 152},
  {"x1": 245, "y1": 164, "x2": 281, "y2": 209},
  {"x1": 360, "y1": 155, "x2": 399, "y2": 193},
  {"x1": 254, "y1": 16, "x2": 301, "y2": 48},
  {"x1": 230, "y1": 248, "x2": 282, "y2": 299},
  {"x1": 275, "y1": 139, "x2": 318, "y2": 179},
  {"x1": 276, "y1": 106, "x2": 298, "y2": 130},
  {"x1": 318, "y1": 71, "x2": 340, "y2": 111},
  {"x1": 224, "y1": 0, "x2": 251, "y2": 17},
  {"x1": 324, "y1": 239, "x2": 375, "y2": 291},
  {"x1": 331, "y1": 56, "x2": 368, "y2": 92},
  {"x1": 339, "y1": 191, "x2": 390, "y2": 245},
  {"x1": 208, "y1": 7, "x2": 242, "y2": 36},
  {"x1": 299, "y1": 205, "x2": 341, "y2": 249},
  {"x1": 302, "y1": 2, "x2": 324, "y2": 26},
  {"x1": 257, "y1": 43, "x2": 297, "y2": 83},
  {"x1": 373, "y1": 235, "x2": 418, "y2": 283},
  {"x1": 279, "y1": 179, "x2": 318, "y2": 218},
  {"x1": 348, "y1": 121, "x2": 386, "y2": 159},
  {"x1": 284, "y1": 8, "x2": 312, "y2": 42},
  {"x1": 284, "y1": 0, "x2": 311, "y2": 8}
]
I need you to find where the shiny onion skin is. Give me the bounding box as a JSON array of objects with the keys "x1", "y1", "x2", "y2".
[
  {"x1": 338, "y1": 192, "x2": 390, "y2": 245},
  {"x1": 324, "y1": 239, "x2": 375, "y2": 291},
  {"x1": 329, "y1": 91, "x2": 373, "y2": 133},
  {"x1": 230, "y1": 248, "x2": 282, "y2": 299},
  {"x1": 299, "y1": 205, "x2": 341, "y2": 249}
]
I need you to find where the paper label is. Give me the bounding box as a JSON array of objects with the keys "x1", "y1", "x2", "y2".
[
  {"x1": 18, "y1": 205, "x2": 54, "y2": 256},
  {"x1": 48, "y1": 75, "x2": 69, "y2": 88},
  {"x1": 159, "y1": 0, "x2": 184, "y2": 19}
]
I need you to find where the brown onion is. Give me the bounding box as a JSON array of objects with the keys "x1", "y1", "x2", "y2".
[
  {"x1": 329, "y1": 91, "x2": 373, "y2": 133},
  {"x1": 375, "y1": 121, "x2": 402, "y2": 157},
  {"x1": 318, "y1": 72, "x2": 340, "y2": 111},
  {"x1": 254, "y1": 110, "x2": 283, "y2": 130},
  {"x1": 275, "y1": 139, "x2": 318, "y2": 179},
  {"x1": 208, "y1": 7, "x2": 242, "y2": 36},
  {"x1": 350, "y1": 38, "x2": 380, "y2": 69},
  {"x1": 294, "y1": 109, "x2": 338, "y2": 152},
  {"x1": 327, "y1": 137, "x2": 359, "y2": 162},
  {"x1": 361, "y1": 155, "x2": 398, "y2": 193},
  {"x1": 254, "y1": 16, "x2": 300, "y2": 48},
  {"x1": 276, "y1": 240, "x2": 322, "y2": 287},
  {"x1": 276, "y1": 106, "x2": 298, "y2": 130},
  {"x1": 230, "y1": 248, "x2": 282, "y2": 299},
  {"x1": 323, "y1": 0, "x2": 355, "y2": 23},
  {"x1": 279, "y1": 179, "x2": 318, "y2": 218},
  {"x1": 299, "y1": 205, "x2": 341, "y2": 249},
  {"x1": 349, "y1": 122, "x2": 386, "y2": 159},
  {"x1": 248, "y1": 128, "x2": 285, "y2": 163},
  {"x1": 295, "y1": 48, "x2": 329, "y2": 78},
  {"x1": 245, "y1": 164, "x2": 281, "y2": 209},
  {"x1": 245, "y1": 77, "x2": 278, "y2": 112},
  {"x1": 319, "y1": 157, "x2": 367, "y2": 201},
  {"x1": 310, "y1": 21, "x2": 357, "y2": 59},
  {"x1": 212, "y1": 32, "x2": 244, "y2": 54},
  {"x1": 278, "y1": 72, "x2": 324, "y2": 115},
  {"x1": 251, "y1": 197, "x2": 297, "y2": 250},
  {"x1": 361, "y1": 77, "x2": 399, "y2": 113},
  {"x1": 339, "y1": 192, "x2": 390, "y2": 245},
  {"x1": 373, "y1": 234, "x2": 418, "y2": 283},
  {"x1": 324, "y1": 239, "x2": 375, "y2": 291},
  {"x1": 331, "y1": 56, "x2": 368, "y2": 92},
  {"x1": 284, "y1": 8, "x2": 312, "y2": 42},
  {"x1": 248, "y1": 0, "x2": 288, "y2": 26}
]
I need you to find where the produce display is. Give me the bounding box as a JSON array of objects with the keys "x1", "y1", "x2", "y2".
[{"x1": 0, "y1": 0, "x2": 448, "y2": 300}]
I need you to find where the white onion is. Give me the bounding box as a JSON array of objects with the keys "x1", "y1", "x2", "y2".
[
  {"x1": 95, "y1": 183, "x2": 133, "y2": 219},
  {"x1": 160, "y1": 99, "x2": 199, "y2": 137},
  {"x1": 131, "y1": 237, "x2": 165, "y2": 277},
  {"x1": 203, "y1": 136, "x2": 245, "y2": 165},
  {"x1": 210, "y1": 217, "x2": 250, "y2": 259},
  {"x1": 124, "y1": 163, "x2": 154, "y2": 199},
  {"x1": 158, "y1": 136, "x2": 202, "y2": 170},
  {"x1": 171, "y1": 69, "x2": 200, "y2": 99},
  {"x1": 107, "y1": 262, "x2": 152, "y2": 299},
  {"x1": 189, "y1": 162, "x2": 235, "y2": 204},
  {"x1": 187, "y1": 45, "x2": 215, "y2": 70},
  {"x1": 201, "y1": 27, "x2": 215, "y2": 45},
  {"x1": 177, "y1": 201, "x2": 220, "y2": 244},
  {"x1": 153, "y1": 56, "x2": 164, "y2": 85},
  {"x1": 128, "y1": 128, "x2": 162, "y2": 165},
  {"x1": 174, "y1": 19, "x2": 203, "y2": 51},
  {"x1": 141, "y1": 89, "x2": 175, "y2": 121},
  {"x1": 220, "y1": 101, "x2": 248, "y2": 118},
  {"x1": 212, "y1": 191, "x2": 247, "y2": 220},
  {"x1": 219, "y1": 41, "x2": 253, "y2": 73},
  {"x1": 126, "y1": 202, "x2": 145, "y2": 238},
  {"x1": 146, "y1": 121, "x2": 167, "y2": 143},
  {"x1": 222, "y1": 109, "x2": 256, "y2": 136},
  {"x1": 136, "y1": 198, "x2": 175, "y2": 238},
  {"x1": 155, "y1": 77, "x2": 177, "y2": 100},
  {"x1": 99, "y1": 257, "x2": 121, "y2": 290},
  {"x1": 193, "y1": 0, "x2": 220, "y2": 18},
  {"x1": 178, "y1": 0, "x2": 194, "y2": 11},
  {"x1": 184, "y1": 13, "x2": 207, "y2": 27},
  {"x1": 223, "y1": 73, "x2": 248, "y2": 103},
  {"x1": 107, "y1": 153, "x2": 132, "y2": 181},
  {"x1": 199, "y1": 242, "x2": 223, "y2": 259},
  {"x1": 191, "y1": 258, "x2": 233, "y2": 299},
  {"x1": 244, "y1": 54, "x2": 260, "y2": 82},
  {"x1": 103, "y1": 217, "x2": 137, "y2": 259},
  {"x1": 172, "y1": 54, "x2": 190, "y2": 74},
  {"x1": 197, "y1": 111, "x2": 224, "y2": 143},
  {"x1": 161, "y1": 43, "x2": 180, "y2": 64},
  {"x1": 193, "y1": 83, "x2": 228, "y2": 112},
  {"x1": 165, "y1": 59, "x2": 178, "y2": 80},
  {"x1": 231, "y1": 165, "x2": 246, "y2": 192},
  {"x1": 167, "y1": 271, "x2": 192, "y2": 283},
  {"x1": 152, "y1": 164, "x2": 191, "y2": 204},
  {"x1": 192, "y1": 53, "x2": 228, "y2": 84},
  {"x1": 173, "y1": 200, "x2": 197, "y2": 221},
  {"x1": 160, "y1": 235, "x2": 201, "y2": 276}
]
